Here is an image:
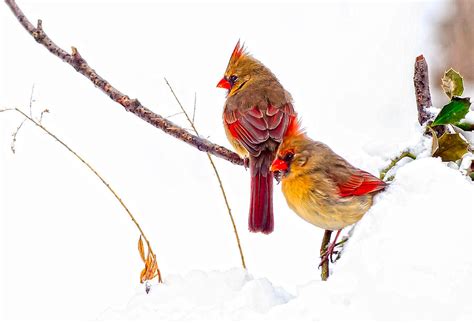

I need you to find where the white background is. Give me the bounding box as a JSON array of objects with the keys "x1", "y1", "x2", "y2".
[{"x1": 0, "y1": 0, "x2": 457, "y2": 320}]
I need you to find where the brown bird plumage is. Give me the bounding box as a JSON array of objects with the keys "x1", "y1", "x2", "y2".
[
  {"x1": 270, "y1": 121, "x2": 386, "y2": 263},
  {"x1": 217, "y1": 41, "x2": 297, "y2": 234}
]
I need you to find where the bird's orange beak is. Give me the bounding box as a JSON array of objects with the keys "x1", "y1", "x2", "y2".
[
  {"x1": 216, "y1": 77, "x2": 231, "y2": 90},
  {"x1": 270, "y1": 159, "x2": 288, "y2": 172}
]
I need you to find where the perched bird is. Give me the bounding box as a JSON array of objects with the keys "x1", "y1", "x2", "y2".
[
  {"x1": 270, "y1": 119, "x2": 387, "y2": 264},
  {"x1": 217, "y1": 41, "x2": 297, "y2": 234}
]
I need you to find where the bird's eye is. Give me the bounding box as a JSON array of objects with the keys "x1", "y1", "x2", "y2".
[
  {"x1": 283, "y1": 151, "x2": 294, "y2": 162},
  {"x1": 229, "y1": 75, "x2": 238, "y2": 86}
]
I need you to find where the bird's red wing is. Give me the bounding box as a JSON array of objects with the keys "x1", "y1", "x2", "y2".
[
  {"x1": 224, "y1": 104, "x2": 294, "y2": 156},
  {"x1": 337, "y1": 170, "x2": 387, "y2": 197},
  {"x1": 224, "y1": 103, "x2": 295, "y2": 234}
]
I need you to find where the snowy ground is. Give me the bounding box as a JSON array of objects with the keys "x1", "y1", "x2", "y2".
[
  {"x1": 1, "y1": 0, "x2": 472, "y2": 321},
  {"x1": 101, "y1": 141, "x2": 473, "y2": 320}
]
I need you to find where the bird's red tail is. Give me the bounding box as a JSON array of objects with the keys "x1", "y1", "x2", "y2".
[{"x1": 249, "y1": 153, "x2": 274, "y2": 234}]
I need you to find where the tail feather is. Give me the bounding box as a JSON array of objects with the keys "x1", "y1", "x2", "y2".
[{"x1": 249, "y1": 153, "x2": 274, "y2": 234}]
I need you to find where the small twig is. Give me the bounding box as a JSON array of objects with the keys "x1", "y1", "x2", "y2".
[
  {"x1": 192, "y1": 92, "x2": 197, "y2": 123},
  {"x1": 379, "y1": 151, "x2": 416, "y2": 180},
  {"x1": 39, "y1": 109, "x2": 49, "y2": 124},
  {"x1": 2, "y1": 107, "x2": 163, "y2": 283},
  {"x1": 320, "y1": 230, "x2": 332, "y2": 281},
  {"x1": 164, "y1": 78, "x2": 247, "y2": 270},
  {"x1": 10, "y1": 118, "x2": 26, "y2": 154},
  {"x1": 4, "y1": 0, "x2": 244, "y2": 167},
  {"x1": 29, "y1": 84, "x2": 35, "y2": 117},
  {"x1": 165, "y1": 111, "x2": 184, "y2": 119}
]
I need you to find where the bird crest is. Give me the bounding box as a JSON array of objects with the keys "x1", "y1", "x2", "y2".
[
  {"x1": 285, "y1": 115, "x2": 304, "y2": 138},
  {"x1": 227, "y1": 40, "x2": 247, "y2": 67}
]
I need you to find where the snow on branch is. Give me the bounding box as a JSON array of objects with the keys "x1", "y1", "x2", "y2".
[{"x1": 4, "y1": 0, "x2": 244, "y2": 167}]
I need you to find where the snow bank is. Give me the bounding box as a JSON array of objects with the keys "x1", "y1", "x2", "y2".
[
  {"x1": 100, "y1": 268, "x2": 292, "y2": 320},
  {"x1": 269, "y1": 157, "x2": 473, "y2": 320},
  {"x1": 101, "y1": 156, "x2": 473, "y2": 320}
]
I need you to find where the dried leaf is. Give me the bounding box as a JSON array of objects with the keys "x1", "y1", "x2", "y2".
[
  {"x1": 138, "y1": 237, "x2": 162, "y2": 284},
  {"x1": 452, "y1": 125, "x2": 474, "y2": 145},
  {"x1": 432, "y1": 132, "x2": 469, "y2": 162},
  {"x1": 145, "y1": 253, "x2": 156, "y2": 276},
  {"x1": 429, "y1": 128, "x2": 439, "y2": 156},
  {"x1": 140, "y1": 251, "x2": 159, "y2": 283},
  {"x1": 140, "y1": 268, "x2": 147, "y2": 283},
  {"x1": 432, "y1": 97, "x2": 471, "y2": 126},
  {"x1": 441, "y1": 68, "x2": 464, "y2": 99},
  {"x1": 149, "y1": 256, "x2": 158, "y2": 277},
  {"x1": 138, "y1": 236, "x2": 146, "y2": 263}
]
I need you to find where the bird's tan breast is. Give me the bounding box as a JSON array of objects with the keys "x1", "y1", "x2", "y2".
[{"x1": 281, "y1": 173, "x2": 373, "y2": 230}]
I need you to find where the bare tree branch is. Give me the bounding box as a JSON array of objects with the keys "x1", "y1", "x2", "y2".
[{"x1": 4, "y1": 0, "x2": 244, "y2": 167}]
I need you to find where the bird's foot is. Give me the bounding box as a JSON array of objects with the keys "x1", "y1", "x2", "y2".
[
  {"x1": 318, "y1": 243, "x2": 338, "y2": 268},
  {"x1": 318, "y1": 229, "x2": 342, "y2": 268},
  {"x1": 243, "y1": 157, "x2": 249, "y2": 170},
  {"x1": 273, "y1": 170, "x2": 282, "y2": 184}
]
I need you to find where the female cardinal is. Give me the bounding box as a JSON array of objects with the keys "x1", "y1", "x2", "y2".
[
  {"x1": 217, "y1": 41, "x2": 297, "y2": 234},
  {"x1": 270, "y1": 120, "x2": 387, "y2": 264}
]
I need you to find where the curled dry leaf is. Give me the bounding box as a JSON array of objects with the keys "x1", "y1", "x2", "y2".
[
  {"x1": 138, "y1": 235, "x2": 162, "y2": 285},
  {"x1": 140, "y1": 252, "x2": 160, "y2": 283},
  {"x1": 138, "y1": 235, "x2": 146, "y2": 263}
]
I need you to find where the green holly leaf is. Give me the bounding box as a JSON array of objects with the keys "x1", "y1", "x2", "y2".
[
  {"x1": 455, "y1": 122, "x2": 474, "y2": 131},
  {"x1": 441, "y1": 68, "x2": 464, "y2": 99},
  {"x1": 432, "y1": 132, "x2": 469, "y2": 162},
  {"x1": 431, "y1": 97, "x2": 471, "y2": 127}
]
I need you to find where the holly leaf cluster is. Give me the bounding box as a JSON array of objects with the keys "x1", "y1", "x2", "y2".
[{"x1": 429, "y1": 69, "x2": 473, "y2": 178}]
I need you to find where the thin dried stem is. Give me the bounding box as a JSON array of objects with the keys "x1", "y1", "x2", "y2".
[
  {"x1": 29, "y1": 84, "x2": 35, "y2": 117},
  {"x1": 192, "y1": 92, "x2": 197, "y2": 123},
  {"x1": 39, "y1": 109, "x2": 49, "y2": 124},
  {"x1": 10, "y1": 118, "x2": 26, "y2": 154},
  {"x1": 3, "y1": 107, "x2": 163, "y2": 283},
  {"x1": 164, "y1": 78, "x2": 247, "y2": 270},
  {"x1": 165, "y1": 111, "x2": 185, "y2": 119},
  {"x1": 4, "y1": 0, "x2": 243, "y2": 167}
]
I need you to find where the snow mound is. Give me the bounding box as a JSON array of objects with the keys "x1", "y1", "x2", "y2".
[
  {"x1": 268, "y1": 157, "x2": 473, "y2": 320},
  {"x1": 101, "y1": 157, "x2": 472, "y2": 320},
  {"x1": 100, "y1": 268, "x2": 293, "y2": 320}
]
